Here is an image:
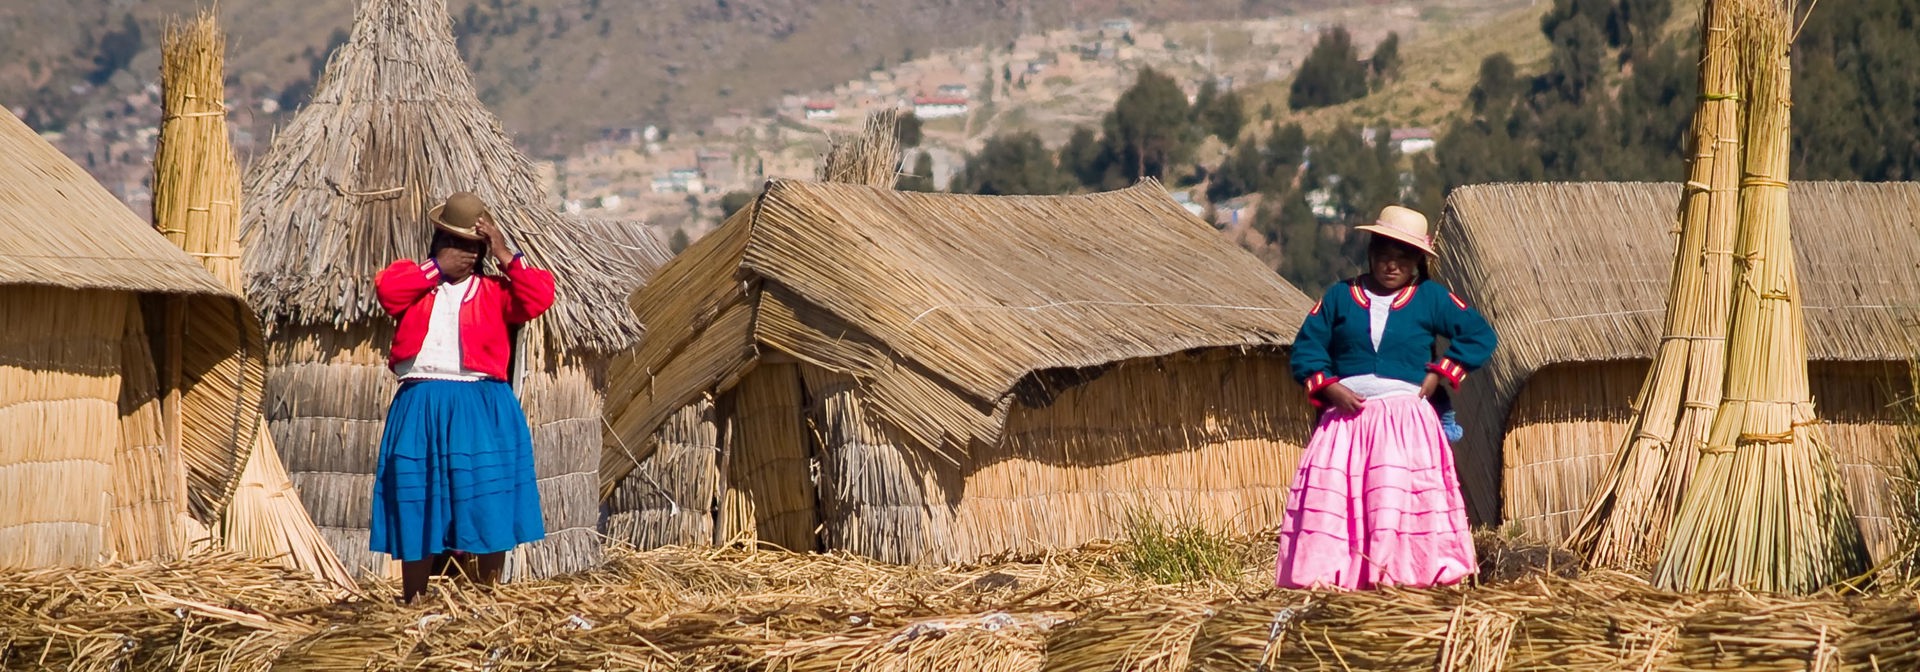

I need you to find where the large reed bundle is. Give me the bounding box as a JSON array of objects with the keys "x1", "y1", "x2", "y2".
[
  {"x1": 1657, "y1": 0, "x2": 1870, "y2": 592},
  {"x1": 155, "y1": 14, "x2": 242, "y2": 289},
  {"x1": 1568, "y1": 0, "x2": 1746, "y2": 568}
]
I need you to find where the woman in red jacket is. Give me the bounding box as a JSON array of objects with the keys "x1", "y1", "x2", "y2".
[{"x1": 371, "y1": 192, "x2": 555, "y2": 602}]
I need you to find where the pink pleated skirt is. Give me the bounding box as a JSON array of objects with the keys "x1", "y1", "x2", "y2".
[{"x1": 1275, "y1": 394, "x2": 1476, "y2": 590}]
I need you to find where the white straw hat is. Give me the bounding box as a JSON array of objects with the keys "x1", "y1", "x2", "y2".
[{"x1": 1354, "y1": 205, "x2": 1436, "y2": 257}]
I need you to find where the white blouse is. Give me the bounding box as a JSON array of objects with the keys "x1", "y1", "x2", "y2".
[
  {"x1": 394, "y1": 276, "x2": 488, "y2": 382},
  {"x1": 1338, "y1": 287, "x2": 1423, "y2": 399}
]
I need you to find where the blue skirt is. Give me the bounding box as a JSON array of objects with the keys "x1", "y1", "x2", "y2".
[{"x1": 370, "y1": 379, "x2": 545, "y2": 561}]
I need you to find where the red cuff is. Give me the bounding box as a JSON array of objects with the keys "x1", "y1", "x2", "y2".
[
  {"x1": 1304, "y1": 371, "x2": 1339, "y2": 407},
  {"x1": 1428, "y1": 359, "x2": 1467, "y2": 388},
  {"x1": 418, "y1": 259, "x2": 441, "y2": 279}
]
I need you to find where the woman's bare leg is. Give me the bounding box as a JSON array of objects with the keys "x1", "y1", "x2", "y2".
[
  {"x1": 401, "y1": 559, "x2": 433, "y2": 603},
  {"x1": 474, "y1": 552, "x2": 506, "y2": 585}
]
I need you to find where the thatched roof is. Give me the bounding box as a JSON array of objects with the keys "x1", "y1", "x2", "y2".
[
  {"x1": 240, "y1": 0, "x2": 643, "y2": 352},
  {"x1": 603, "y1": 179, "x2": 1311, "y2": 490},
  {"x1": 561, "y1": 215, "x2": 672, "y2": 295},
  {"x1": 0, "y1": 106, "x2": 230, "y2": 297},
  {"x1": 1441, "y1": 181, "x2": 1920, "y2": 395}
]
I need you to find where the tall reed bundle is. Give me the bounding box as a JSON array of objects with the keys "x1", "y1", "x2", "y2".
[
  {"x1": 154, "y1": 13, "x2": 242, "y2": 289},
  {"x1": 1570, "y1": 0, "x2": 1746, "y2": 568},
  {"x1": 155, "y1": 11, "x2": 354, "y2": 591},
  {"x1": 1656, "y1": 0, "x2": 1869, "y2": 592},
  {"x1": 818, "y1": 108, "x2": 904, "y2": 188}
]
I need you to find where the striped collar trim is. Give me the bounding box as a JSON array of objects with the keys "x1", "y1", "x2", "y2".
[{"x1": 1350, "y1": 279, "x2": 1418, "y2": 310}]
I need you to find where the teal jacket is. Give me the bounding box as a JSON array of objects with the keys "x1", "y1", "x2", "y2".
[{"x1": 1290, "y1": 277, "x2": 1497, "y2": 401}]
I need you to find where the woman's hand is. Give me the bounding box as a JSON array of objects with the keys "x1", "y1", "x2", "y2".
[
  {"x1": 475, "y1": 214, "x2": 516, "y2": 266},
  {"x1": 1419, "y1": 372, "x2": 1443, "y2": 399},
  {"x1": 1319, "y1": 382, "x2": 1366, "y2": 414}
]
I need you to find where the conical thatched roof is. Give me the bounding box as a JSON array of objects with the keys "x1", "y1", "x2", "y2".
[
  {"x1": 602, "y1": 179, "x2": 1311, "y2": 490},
  {"x1": 240, "y1": 0, "x2": 643, "y2": 351},
  {"x1": 1, "y1": 106, "x2": 230, "y2": 297}
]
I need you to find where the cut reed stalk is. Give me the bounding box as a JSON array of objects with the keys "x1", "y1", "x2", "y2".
[
  {"x1": 1570, "y1": 0, "x2": 1745, "y2": 569},
  {"x1": 1656, "y1": 0, "x2": 1869, "y2": 593}
]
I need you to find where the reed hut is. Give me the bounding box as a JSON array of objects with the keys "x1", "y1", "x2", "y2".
[
  {"x1": 603, "y1": 179, "x2": 1315, "y2": 564},
  {"x1": 241, "y1": 0, "x2": 647, "y2": 580},
  {"x1": 1438, "y1": 181, "x2": 1920, "y2": 560},
  {"x1": 0, "y1": 104, "x2": 263, "y2": 568}
]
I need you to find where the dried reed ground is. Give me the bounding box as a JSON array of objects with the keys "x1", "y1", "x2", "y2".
[{"x1": 8, "y1": 525, "x2": 1920, "y2": 671}]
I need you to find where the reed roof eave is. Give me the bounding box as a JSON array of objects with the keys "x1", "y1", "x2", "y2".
[
  {"x1": 741, "y1": 179, "x2": 1311, "y2": 399},
  {"x1": 0, "y1": 105, "x2": 233, "y2": 298},
  {"x1": 239, "y1": 0, "x2": 644, "y2": 351}
]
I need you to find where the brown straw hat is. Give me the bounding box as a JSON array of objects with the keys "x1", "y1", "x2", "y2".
[
  {"x1": 1354, "y1": 205, "x2": 1437, "y2": 257},
  {"x1": 428, "y1": 191, "x2": 489, "y2": 240}
]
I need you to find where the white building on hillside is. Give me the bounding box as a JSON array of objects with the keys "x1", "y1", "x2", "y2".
[{"x1": 913, "y1": 96, "x2": 969, "y2": 119}]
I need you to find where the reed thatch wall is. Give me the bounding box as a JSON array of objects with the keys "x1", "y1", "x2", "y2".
[
  {"x1": 1440, "y1": 182, "x2": 1920, "y2": 556},
  {"x1": 605, "y1": 399, "x2": 720, "y2": 548},
  {"x1": 0, "y1": 289, "x2": 131, "y2": 568},
  {"x1": 263, "y1": 323, "x2": 397, "y2": 578},
  {"x1": 505, "y1": 339, "x2": 606, "y2": 581},
  {"x1": 806, "y1": 351, "x2": 1312, "y2": 564}
]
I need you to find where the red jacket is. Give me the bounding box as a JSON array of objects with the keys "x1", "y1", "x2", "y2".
[{"x1": 375, "y1": 255, "x2": 557, "y2": 380}]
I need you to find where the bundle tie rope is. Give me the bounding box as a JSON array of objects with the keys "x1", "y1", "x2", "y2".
[
  {"x1": 161, "y1": 110, "x2": 228, "y2": 120},
  {"x1": 1699, "y1": 92, "x2": 1741, "y2": 101}
]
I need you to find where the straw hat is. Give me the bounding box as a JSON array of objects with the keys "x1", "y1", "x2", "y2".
[
  {"x1": 1355, "y1": 205, "x2": 1436, "y2": 257},
  {"x1": 428, "y1": 191, "x2": 489, "y2": 240}
]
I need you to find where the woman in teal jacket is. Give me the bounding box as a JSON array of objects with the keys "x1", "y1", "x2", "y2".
[{"x1": 1276, "y1": 205, "x2": 1497, "y2": 590}]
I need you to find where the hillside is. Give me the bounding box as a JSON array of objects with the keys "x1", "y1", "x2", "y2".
[
  {"x1": 1, "y1": 0, "x2": 1362, "y2": 156},
  {"x1": 1240, "y1": 1, "x2": 1555, "y2": 137}
]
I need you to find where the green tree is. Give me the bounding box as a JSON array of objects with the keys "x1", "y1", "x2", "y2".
[
  {"x1": 1289, "y1": 27, "x2": 1370, "y2": 110},
  {"x1": 952, "y1": 131, "x2": 1073, "y2": 195},
  {"x1": 1207, "y1": 140, "x2": 1266, "y2": 204},
  {"x1": 89, "y1": 13, "x2": 143, "y2": 85},
  {"x1": 1199, "y1": 88, "x2": 1247, "y2": 144},
  {"x1": 1057, "y1": 125, "x2": 1109, "y2": 189},
  {"x1": 895, "y1": 113, "x2": 924, "y2": 148},
  {"x1": 1369, "y1": 32, "x2": 1402, "y2": 86},
  {"x1": 1100, "y1": 67, "x2": 1196, "y2": 182},
  {"x1": 896, "y1": 152, "x2": 937, "y2": 192},
  {"x1": 719, "y1": 190, "x2": 758, "y2": 219}
]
